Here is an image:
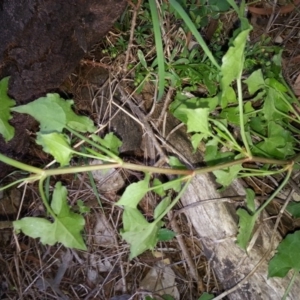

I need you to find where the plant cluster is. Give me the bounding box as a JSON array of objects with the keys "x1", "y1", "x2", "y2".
[{"x1": 1, "y1": 0, "x2": 300, "y2": 298}]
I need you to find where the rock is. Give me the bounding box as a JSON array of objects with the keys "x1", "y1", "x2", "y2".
[{"x1": 0, "y1": 0, "x2": 127, "y2": 103}]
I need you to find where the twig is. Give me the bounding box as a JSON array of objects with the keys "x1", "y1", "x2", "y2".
[
  {"x1": 123, "y1": 0, "x2": 142, "y2": 71},
  {"x1": 265, "y1": 0, "x2": 278, "y2": 34},
  {"x1": 152, "y1": 87, "x2": 174, "y2": 127}
]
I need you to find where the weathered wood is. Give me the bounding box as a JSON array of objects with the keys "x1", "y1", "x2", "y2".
[{"x1": 180, "y1": 175, "x2": 300, "y2": 299}]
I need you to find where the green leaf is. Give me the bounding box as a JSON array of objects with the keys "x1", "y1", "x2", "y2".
[
  {"x1": 14, "y1": 217, "x2": 59, "y2": 245},
  {"x1": 138, "y1": 49, "x2": 148, "y2": 69},
  {"x1": 245, "y1": 188, "x2": 256, "y2": 213},
  {"x1": 198, "y1": 292, "x2": 214, "y2": 300},
  {"x1": 266, "y1": 78, "x2": 287, "y2": 92},
  {"x1": 77, "y1": 200, "x2": 91, "y2": 214},
  {"x1": 122, "y1": 206, "x2": 149, "y2": 232},
  {"x1": 159, "y1": 179, "x2": 182, "y2": 193},
  {"x1": 12, "y1": 93, "x2": 96, "y2": 133},
  {"x1": 204, "y1": 139, "x2": 235, "y2": 166},
  {"x1": 122, "y1": 222, "x2": 161, "y2": 259},
  {"x1": 14, "y1": 182, "x2": 86, "y2": 250},
  {"x1": 121, "y1": 207, "x2": 162, "y2": 259},
  {"x1": 191, "y1": 133, "x2": 206, "y2": 152},
  {"x1": 172, "y1": 106, "x2": 210, "y2": 134},
  {"x1": 253, "y1": 122, "x2": 295, "y2": 160},
  {"x1": 221, "y1": 26, "x2": 252, "y2": 90},
  {"x1": 149, "y1": 0, "x2": 165, "y2": 100},
  {"x1": 0, "y1": 77, "x2": 16, "y2": 141},
  {"x1": 286, "y1": 202, "x2": 300, "y2": 218},
  {"x1": 263, "y1": 88, "x2": 290, "y2": 122},
  {"x1": 152, "y1": 178, "x2": 165, "y2": 196},
  {"x1": 92, "y1": 133, "x2": 122, "y2": 155},
  {"x1": 208, "y1": 0, "x2": 230, "y2": 11},
  {"x1": 226, "y1": 0, "x2": 240, "y2": 15},
  {"x1": 268, "y1": 231, "x2": 300, "y2": 278},
  {"x1": 157, "y1": 228, "x2": 176, "y2": 241},
  {"x1": 168, "y1": 156, "x2": 186, "y2": 169},
  {"x1": 116, "y1": 173, "x2": 150, "y2": 208},
  {"x1": 170, "y1": 93, "x2": 218, "y2": 113},
  {"x1": 213, "y1": 163, "x2": 242, "y2": 187},
  {"x1": 219, "y1": 106, "x2": 239, "y2": 125},
  {"x1": 154, "y1": 196, "x2": 171, "y2": 219},
  {"x1": 36, "y1": 132, "x2": 74, "y2": 166},
  {"x1": 220, "y1": 86, "x2": 236, "y2": 108},
  {"x1": 249, "y1": 117, "x2": 266, "y2": 136},
  {"x1": 244, "y1": 69, "x2": 265, "y2": 95},
  {"x1": 236, "y1": 208, "x2": 258, "y2": 250}
]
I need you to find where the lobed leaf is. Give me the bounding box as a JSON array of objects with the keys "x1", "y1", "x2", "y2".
[
  {"x1": 36, "y1": 132, "x2": 74, "y2": 166},
  {"x1": 244, "y1": 69, "x2": 265, "y2": 95},
  {"x1": 172, "y1": 105, "x2": 210, "y2": 134},
  {"x1": 268, "y1": 231, "x2": 300, "y2": 278},
  {"x1": 14, "y1": 182, "x2": 86, "y2": 250},
  {"x1": 116, "y1": 173, "x2": 150, "y2": 208},
  {"x1": 12, "y1": 93, "x2": 96, "y2": 133},
  {"x1": 92, "y1": 132, "x2": 122, "y2": 155}
]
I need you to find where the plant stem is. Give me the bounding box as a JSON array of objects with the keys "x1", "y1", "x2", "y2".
[
  {"x1": 0, "y1": 150, "x2": 293, "y2": 180},
  {"x1": 282, "y1": 269, "x2": 298, "y2": 300},
  {"x1": 154, "y1": 176, "x2": 192, "y2": 223},
  {"x1": 38, "y1": 177, "x2": 56, "y2": 219},
  {"x1": 239, "y1": 167, "x2": 287, "y2": 177},
  {"x1": 0, "y1": 153, "x2": 43, "y2": 174},
  {"x1": 0, "y1": 178, "x2": 32, "y2": 191},
  {"x1": 256, "y1": 166, "x2": 292, "y2": 215},
  {"x1": 66, "y1": 127, "x2": 122, "y2": 163},
  {"x1": 237, "y1": 75, "x2": 251, "y2": 155},
  {"x1": 73, "y1": 150, "x2": 115, "y2": 162},
  {"x1": 43, "y1": 163, "x2": 121, "y2": 176}
]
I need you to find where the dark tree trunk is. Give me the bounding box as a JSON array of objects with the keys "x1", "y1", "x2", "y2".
[{"x1": 0, "y1": 0, "x2": 127, "y2": 178}]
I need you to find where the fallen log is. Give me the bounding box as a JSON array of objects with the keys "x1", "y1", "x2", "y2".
[{"x1": 179, "y1": 174, "x2": 300, "y2": 299}]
